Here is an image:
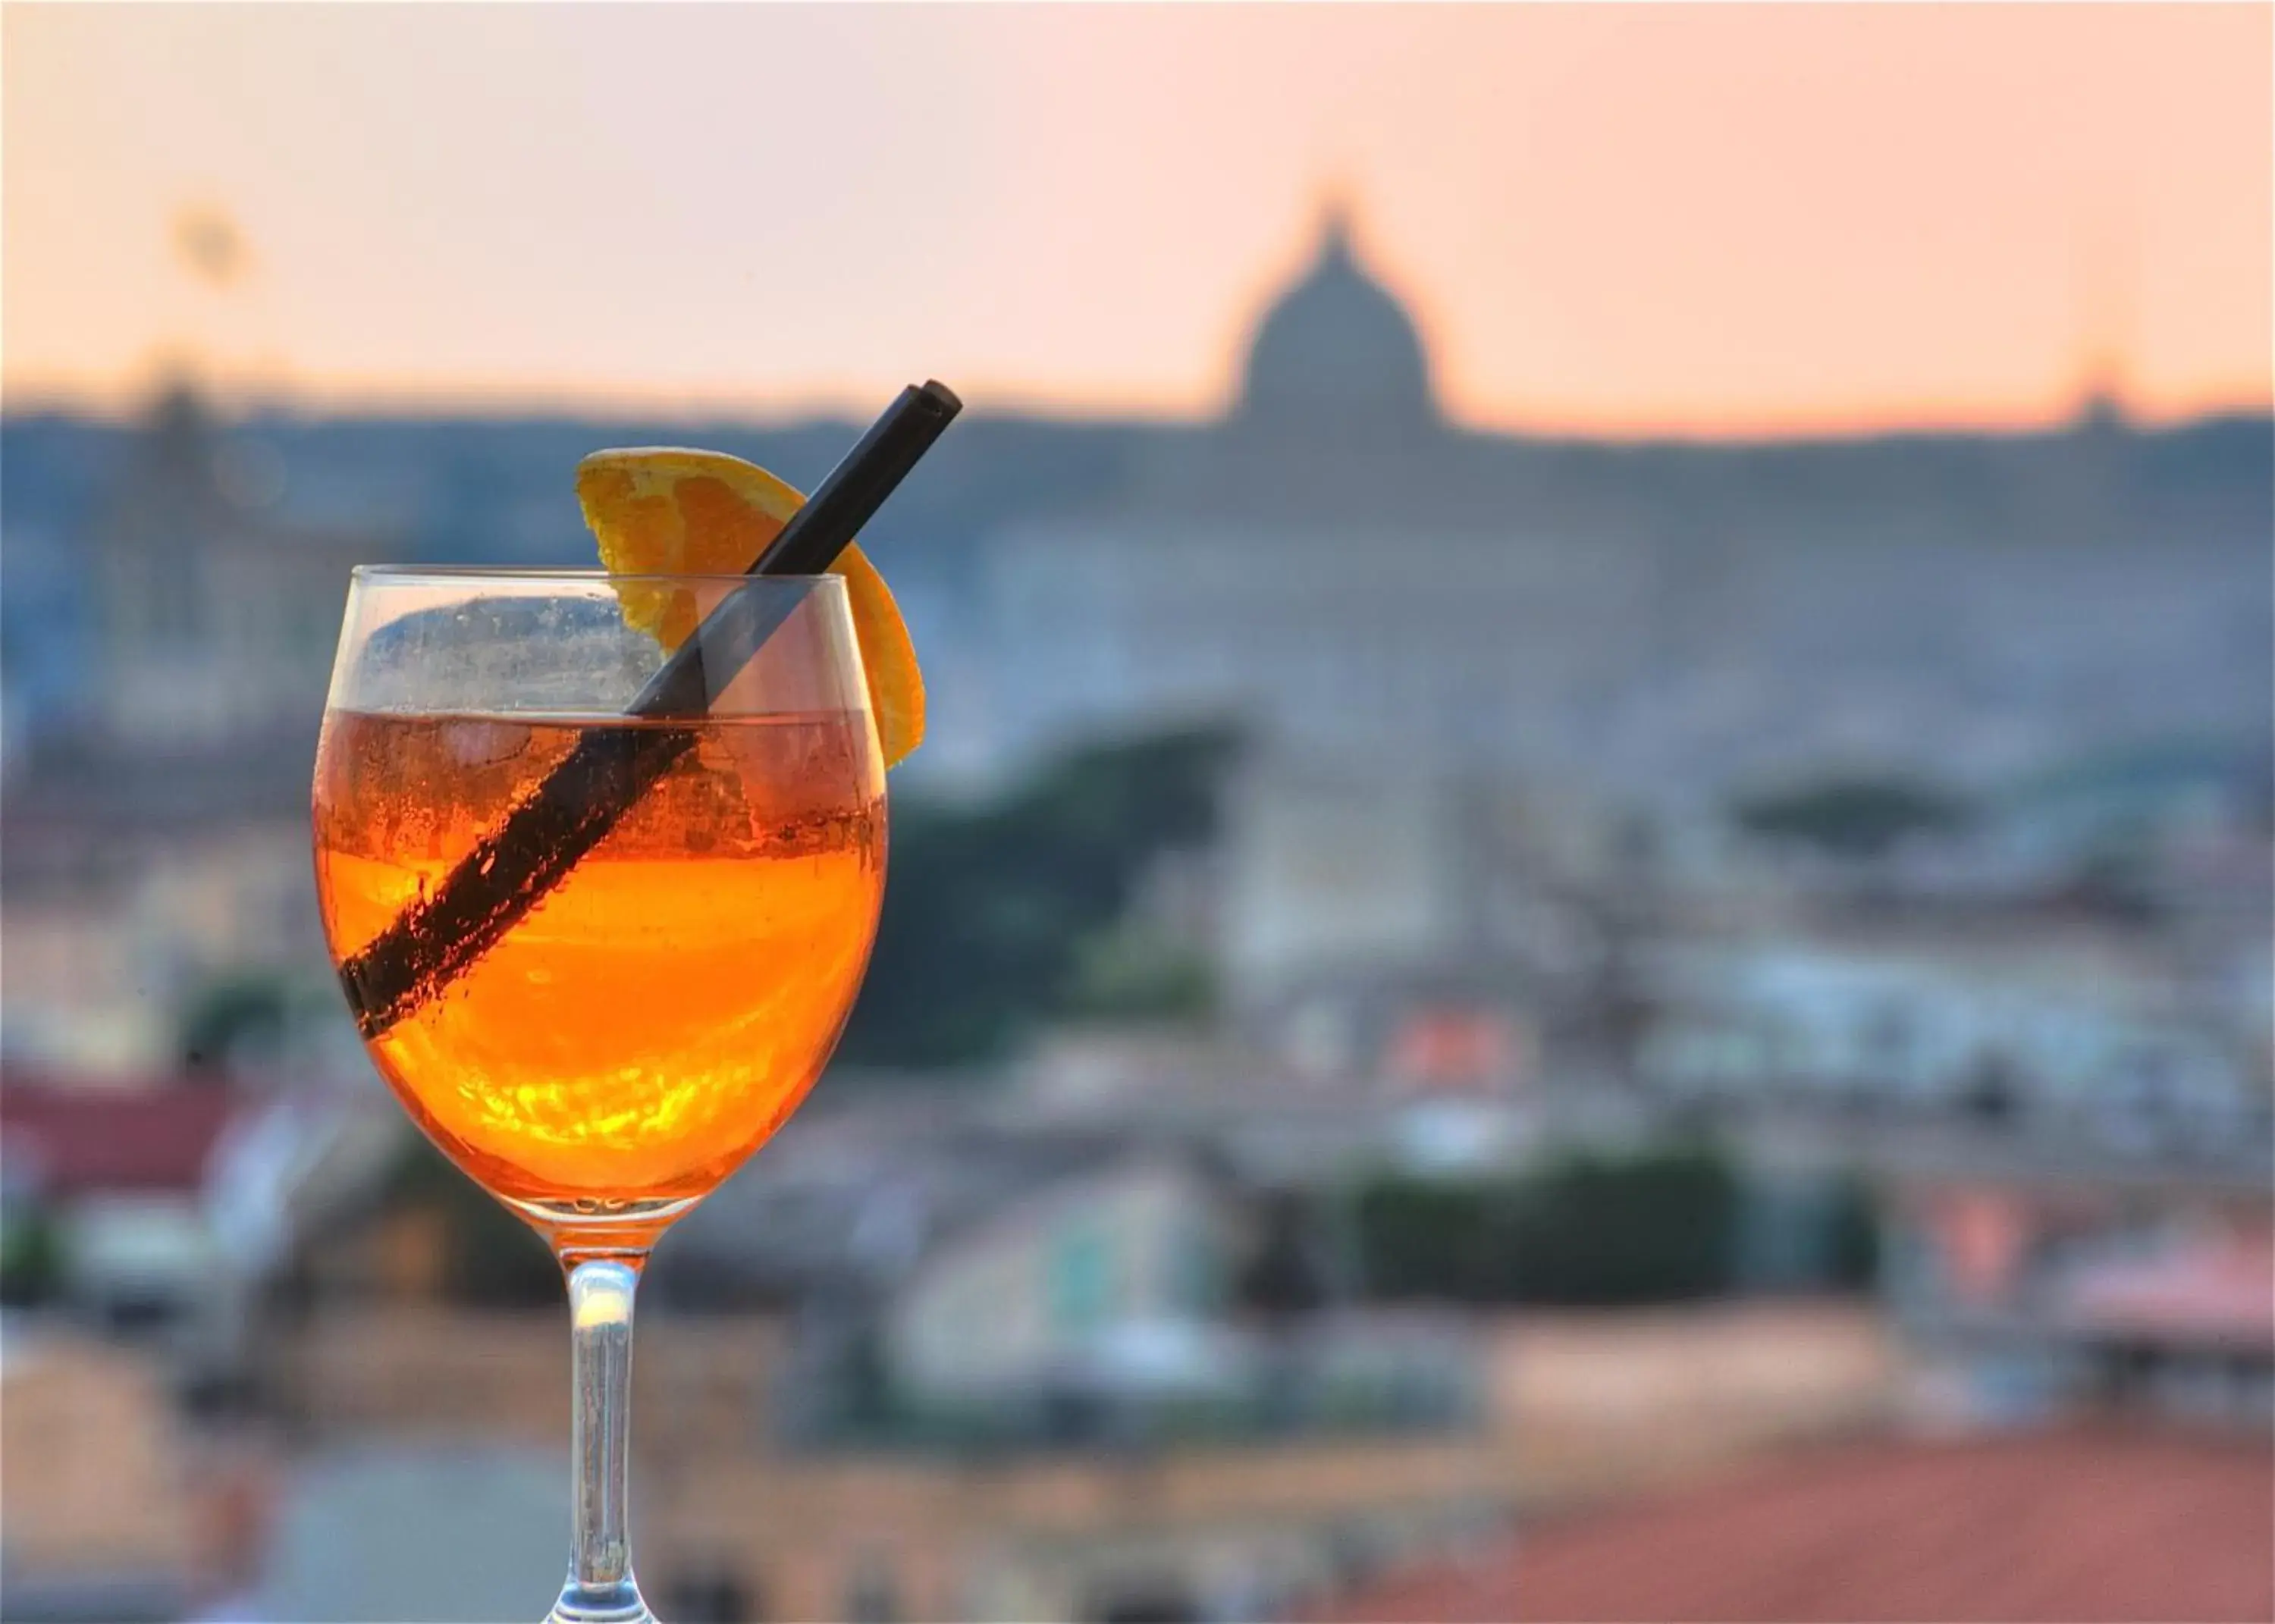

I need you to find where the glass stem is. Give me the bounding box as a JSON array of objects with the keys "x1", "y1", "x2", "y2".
[{"x1": 550, "y1": 1254, "x2": 654, "y2": 1624}]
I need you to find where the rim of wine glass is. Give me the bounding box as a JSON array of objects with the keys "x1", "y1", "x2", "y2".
[{"x1": 349, "y1": 564, "x2": 849, "y2": 587}]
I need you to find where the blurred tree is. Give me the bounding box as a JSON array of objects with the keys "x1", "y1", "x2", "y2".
[
  {"x1": 1734, "y1": 774, "x2": 1972, "y2": 859},
  {"x1": 1824, "y1": 1173, "x2": 1883, "y2": 1290},
  {"x1": 1060, "y1": 930, "x2": 1216, "y2": 1023},
  {"x1": 1351, "y1": 1174, "x2": 1513, "y2": 1302},
  {"x1": 1352, "y1": 1145, "x2": 1743, "y2": 1306},
  {"x1": 0, "y1": 1209, "x2": 64, "y2": 1306},
  {"x1": 1234, "y1": 1189, "x2": 1337, "y2": 1321},
  {"x1": 838, "y1": 723, "x2": 1241, "y2": 1070},
  {"x1": 1512, "y1": 1146, "x2": 1740, "y2": 1304},
  {"x1": 178, "y1": 972, "x2": 293, "y2": 1074}
]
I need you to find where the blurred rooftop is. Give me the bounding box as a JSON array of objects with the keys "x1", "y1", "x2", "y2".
[
  {"x1": 0, "y1": 1080, "x2": 237, "y2": 1198},
  {"x1": 1310, "y1": 1425, "x2": 2275, "y2": 1622}
]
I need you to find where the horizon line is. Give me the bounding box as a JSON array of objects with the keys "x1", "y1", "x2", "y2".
[{"x1": 4, "y1": 374, "x2": 2270, "y2": 448}]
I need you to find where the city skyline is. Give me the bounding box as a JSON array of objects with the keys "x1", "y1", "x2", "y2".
[{"x1": 4, "y1": 5, "x2": 2270, "y2": 438}]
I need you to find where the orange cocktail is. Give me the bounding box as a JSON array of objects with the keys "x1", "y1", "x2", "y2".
[
  {"x1": 313, "y1": 707, "x2": 884, "y2": 1224},
  {"x1": 310, "y1": 390, "x2": 959, "y2": 1624}
]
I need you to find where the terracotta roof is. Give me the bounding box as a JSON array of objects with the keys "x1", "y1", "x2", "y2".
[
  {"x1": 0, "y1": 1081, "x2": 237, "y2": 1198},
  {"x1": 1310, "y1": 1428, "x2": 2274, "y2": 1622}
]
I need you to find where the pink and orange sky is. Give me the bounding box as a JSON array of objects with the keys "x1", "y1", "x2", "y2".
[{"x1": 4, "y1": 5, "x2": 2269, "y2": 437}]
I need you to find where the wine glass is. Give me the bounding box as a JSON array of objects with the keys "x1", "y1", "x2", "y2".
[{"x1": 312, "y1": 566, "x2": 886, "y2": 1623}]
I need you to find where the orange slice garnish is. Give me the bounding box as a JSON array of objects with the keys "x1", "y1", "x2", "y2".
[{"x1": 575, "y1": 447, "x2": 924, "y2": 768}]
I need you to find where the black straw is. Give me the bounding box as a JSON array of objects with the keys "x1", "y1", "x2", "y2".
[{"x1": 337, "y1": 381, "x2": 962, "y2": 1041}]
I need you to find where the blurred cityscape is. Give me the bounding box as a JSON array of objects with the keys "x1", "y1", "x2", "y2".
[{"x1": 3, "y1": 203, "x2": 2271, "y2": 1622}]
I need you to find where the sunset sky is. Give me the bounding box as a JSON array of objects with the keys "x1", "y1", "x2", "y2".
[{"x1": 5, "y1": 4, "x2": 2269, "y2": 436}]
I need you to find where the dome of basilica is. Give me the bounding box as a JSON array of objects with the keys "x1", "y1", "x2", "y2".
[{"x1": 1237, "y1": 205, "x2": 1439, "y2": 432}]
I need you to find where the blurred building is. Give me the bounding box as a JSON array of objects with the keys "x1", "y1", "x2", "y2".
[
  {"x1": 999, "y1": 1028, "x2": 1536, "y2": 1193},
  {"x1": 1484, "y1": 1302, "x2": 1905, "y2": 1506},
  {"x1": 655, "y1": 1112, "x2": 1485, "y2": 1453},
  {"x1": 275, "y1": 1302, "x2": 781, "y2": 1460},
  {"x1": 0, "y1": 1081, "x2": 238, "y2": 1353},
  {"x1": 1882, "y1": 1170, "x2": 2274, "y2": 1432},
  {"x1": 2, "y1": 384, "x2": 391, "y2": 1077},
  {"x1": 1639, "y1": 918, "x2": 2267, "y2": 1149},
  {"x1": 882, "y1": 1149, "x2": 1240, "y2": 1411},
  {"x1": 87, "y1": 384, "x2": 374, "y2": 754},
  {"x1": 0, "y1": 1323, "x2": 199, "y2": 1622},
  {"x1": 1218, "y1": 754, "x2": 1625, "y2": 1017},
  {"x1": 0, "y1": 1073, "x2": 406, "y2": 1394}
]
